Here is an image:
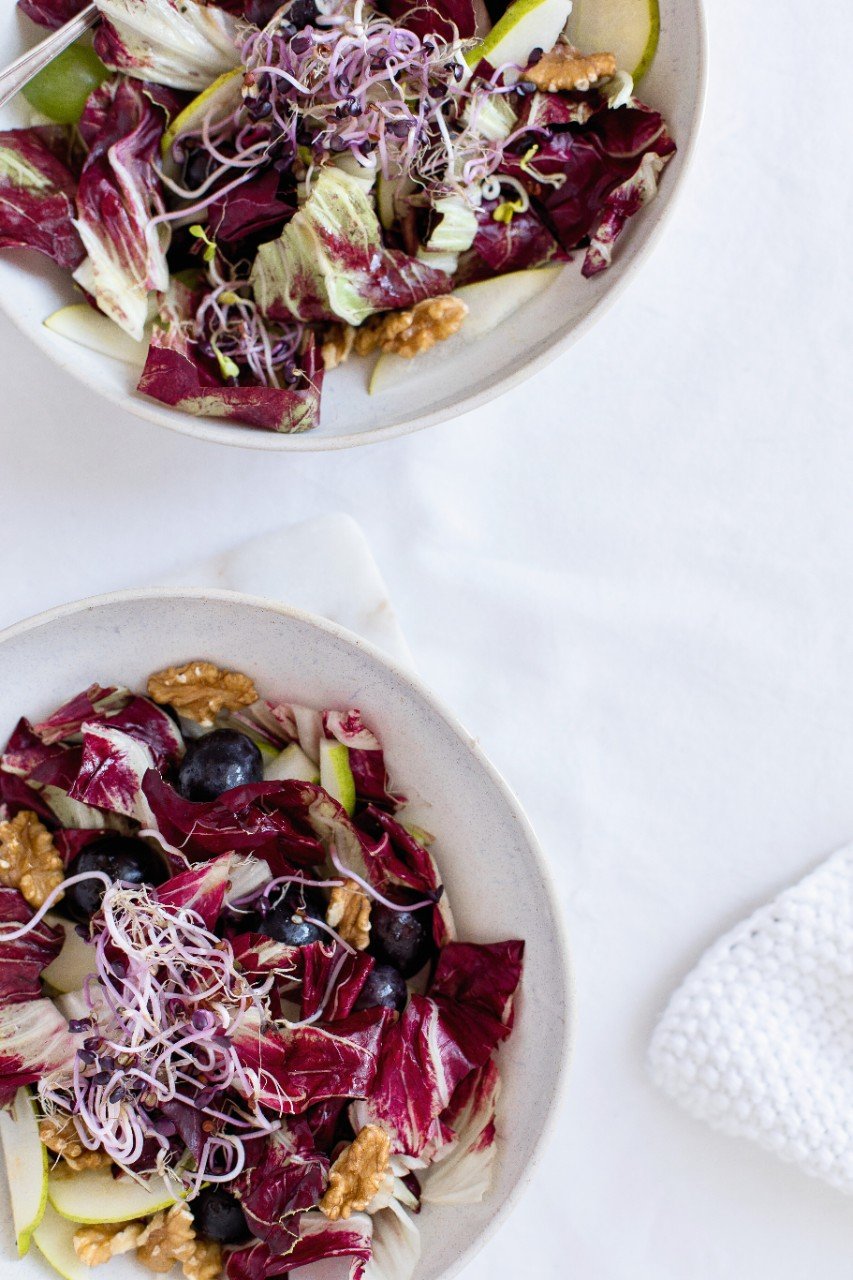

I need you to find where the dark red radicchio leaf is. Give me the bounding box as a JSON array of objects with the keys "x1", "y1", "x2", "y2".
[
  {"x1": 17, "y1": 0, "x2": 88, "y2": 28},
  {"x1": 225, "y1": 1213, "x2": 372, "y2": 1280},
  {"x1": 300, "y1": 941, "x2": 374, "y2": 1021},
  {"x1": 1, "y1": 718, "x2": 69, "y2": 781},
  {"x1": 74, "y1": 79, "x2": 172, "y2": 341},
  {"x1": 208, "y1": 169, "x2": 296, "y2": 248},
  {"x1": 456, "y1": 200, "x2": 567, "y2": 285},
  {"x1": 0, "y1": 127, "x2": 84, "y2": 269},
  {"x1": 230, "y1": 1006, "x2": 390, "y2": 1114},
  {"x1": 141, "y1": 772, "x2": 326, "y2": 871},
  {"x1": 0, "y1": 888, "x2": 63, "y2": 1005},
  {"x1": 355, "y1": 942, "x2": 523, "y2": 1158},
  {"x1": 0, "y1": 771, "x2": 56, "y2": 824},
  {"x1": 502, "y1": 97, "x2": 675, "y2": 266},
  {"x1": 237, "y1": 1127, "x2": 329, "y2": 1256},
  {"x1": 137, "y1": 284, "x2": 324, "y2": 434},
  {"x1": 379, "y1": 0, "x2": 476, "y2": 40},
  {"x1": 94, "y1": 696, "x2": 184, "y2": 768},
  {"x1": 31, "y1": 685, "x2": 125, "y2": 744}
]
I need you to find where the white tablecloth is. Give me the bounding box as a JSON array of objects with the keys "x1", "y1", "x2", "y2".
[{"x1": 2, "y1": 0, "x2": 853, "y2": 1273}]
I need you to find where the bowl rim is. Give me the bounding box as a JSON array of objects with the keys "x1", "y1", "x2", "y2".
[
  {"x1": 0, "y1": 585, "x2": 575, "y2": 1280},
  {"x1": 0, "y1": 0, "x2": 707, "y2": 452}
]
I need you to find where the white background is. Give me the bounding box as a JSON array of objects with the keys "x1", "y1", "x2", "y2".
[{"x1": 3, "y1": 0, "x2": 853, "y2": 1275}]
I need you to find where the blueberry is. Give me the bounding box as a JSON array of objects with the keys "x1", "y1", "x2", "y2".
[
  {"x1": 191, "y1": 1187, "x2": 251, "y2": 1244},
  {"x1": 64, "y1": 838, "x2": 168, "y2": 923},
  {"x1": 177, "y1": 730, "x2": 263, "y2": 801},
  {"x1": 263, "y1": 885, "x2": 325, "y2": 947},
  {"x1": 354, "y1": 964, "x2": 408, "y2": 1013},
  {"x1": 369, "y1": 905, "x2": 434, "y2": 979}
]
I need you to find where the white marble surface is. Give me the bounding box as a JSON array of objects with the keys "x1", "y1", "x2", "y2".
[{"x1": 2, "y1": 0, "x2": 853, "y2": 1273}]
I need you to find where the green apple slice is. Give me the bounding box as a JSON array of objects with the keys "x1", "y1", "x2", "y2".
[
  {"x1": 44, "y1": 305, "x2": 147, "y2": 366},
  {"x1": 49, "y1": 1167, "x2": 176, "y2": 1224},
  {"x1": 42, "y1": 917, "x2": 98, "y2": 994},
  {"x1": 466, "y1": 0, "x2": 573, "y2": 70},
  {"x1": 370, "y1": 264, "x2": 562, "y2": 394},
  {"x1": 265, "y1": 742, "x2": 321, "y2": 783},
  {"x1": 34, "y1": 1204, "x2": 98, "y2": 1280},
  {"x1": 567, "y1": 0, "x2": 660, "y2": 82},
  {"x1": 161, "y1": 68, "x2": 243, "y2": 158},
  {"x1": 0, "y1": 1088, "x2": 48, "y2": 1256},
  {"x1": 319, "y1": 739, "x2": 356, "y2": 815}
]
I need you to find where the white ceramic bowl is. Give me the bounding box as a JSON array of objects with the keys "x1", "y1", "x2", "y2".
[
  {"x1": 0, "y1": 3, "x2": 705, "y2": 451},
  {"x1": 0, "y1": 588, "x2": 572, "y2": 1280}
]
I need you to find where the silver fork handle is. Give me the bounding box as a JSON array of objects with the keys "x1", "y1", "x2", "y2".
[{"x1": 0, "y1": 3, "x2": 100, "y2": 114}]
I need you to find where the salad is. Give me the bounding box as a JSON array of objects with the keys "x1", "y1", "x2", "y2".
[
  {"x1": 0, "y1": 0, "x2": 673, "y2": 433},
  {"x1": 0, "y1": 667, "x2": 524, "y2": 1280}
]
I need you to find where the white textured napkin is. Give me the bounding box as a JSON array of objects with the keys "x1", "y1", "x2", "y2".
[
  {"x1": 150, "y1": 512, "x2": 413, "y2": 668},
  {"x1": 648, "y1": 846, "x2": 853, "y2": 1193}
]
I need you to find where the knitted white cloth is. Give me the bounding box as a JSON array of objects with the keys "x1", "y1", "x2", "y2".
[{"x1": 648, "y1": 846, "x2": 853, "y2": 1193}]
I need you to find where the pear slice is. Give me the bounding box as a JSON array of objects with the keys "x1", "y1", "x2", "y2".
[
  {"x1": 42, "y1": 917, "x2": 98, "y2": 995},
  {"x1": 466, "y1": 0, "x2": 573, "y2": 71},
  {"x1": 33, "y1": 1204, "x2": 97, "y2": 1280},
  {"x1": 369, "y1": 265, "x2": 562, "y2": 395},
  {"x1": 319, "y1": 739, "x2": 356, "y2": 816},
  {"x1": 0, "y1": 1088, "x2": 48, "y2": 1256},
  {"x1": 264, "y1": 742, "x2": 321, "y2": 784},
  {"x1": 567, "y1": 0, "x2": 660, "y2": 82},
  {"x1": 48, "y1": 1167, "x2": 176, "y2": 1224},
  {"x1": 161, "y1": 68, "x2": 243, "y2": 158},
  {"x1": 44, "y1": 305, "x2": 147, "y2": 366}
]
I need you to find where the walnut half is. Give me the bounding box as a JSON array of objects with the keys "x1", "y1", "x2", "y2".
[
  {"x1": 524, "y1": 44, "x2": 617, "y2": 93},
  {"x1": 319, "y1": 1124, "x2": 391, "y2": 1221},
  {"x1": 326, "y1": 879, "x2": 371, "y2": 950},
  {"x1": 354, "y1": 296, "x2": 468, "y2": 359},
  {"x1": 40, "y1": 1115, "x2": 112, "y2": 1172},
  {"x1": 147, "y1": 661, "x2": 258, "y2": 727},
  {"x1": 74, "y1": 1222, "x2": 148, "y2": 1266},
  {"x1": 0, "y1": 810, "x2": 64, "y2": 909}
]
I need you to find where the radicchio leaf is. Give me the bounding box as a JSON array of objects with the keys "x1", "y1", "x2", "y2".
[
  {"x1": 1, "y1": 719, "x2": 68, "y2": 780},
  {"x1": 0, "y1": 889, "x2": 63, "y2": 1005},
  {"x1": 420, "y1": 1058, "x2": 500, "y2": 1205},
  {"x1": 379, "y1": 0, "x2": 475, "y2": 40},
  {"x1": 225, "y1": 1213, "x2": 373, "y2": 1280},
  {"x1": 230, "y1": 1006, "x2": 390, "y2": 1114},
  {"x1": 300, "y1": 940, "x2": 374, "y2": 1021},
  {"x1": 353, "y1": 942, "x2": 522, "y2": 1158},
  {"x1": 502, "y1": 95, "x2": 675, "y2": 264},
  {"x1": 68, "y1": 723, "x2": 157, "y2": 825},
  {"x1": 137, "y1": 283, "x2": 324, "y2": 434},
  {"x1": 456, "y1": 201, "x2": 567, "y2": 284},
  {"x1": 94, "y1": 0, "x2": 242, "y2": 91},
  {"x1": 582, "y1": 149, "x2": 672, "y2": 276},
  {"x1": 32, "y1": 685, "x2": 126, "y2": 744},
  {"x1": 17, "y1": 0, "x2": 89, "y2": 28},
  {"x1": 0, "y1": 997, "x2": 76, "y2": 1106},
  {"x1": 73, "y1": 79, "x2": 171, "y2": 341},
  {"x1": 0, "y1": 127, "x2": 84, "y2": 269},
  {"x1": 363, "y1": 1202, "x2": 421, "y2": 1280},
  {"x1": 208, "y1": 169, "x2": 296, "y2": 248},
  {"x1": 238, "y1": 1127, "x2": 329, "y2": 1256},
  {"x1": 251, "y1": 166, "x2": 450, "y2": 325},
  {"x1": 156, "y1": 854, "x2": 234, "y2": 929},
  {"x1": 141, "y1": 773, "x2": 326, "y2": 871}
]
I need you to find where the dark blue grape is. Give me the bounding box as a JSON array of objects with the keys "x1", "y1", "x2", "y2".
[
  {"x1": 191, "y1": 1188, "x2": 251, "y2": 1244},
  {"x1": 369, "y1": 904, "x2": 434, "y2": 978},
  {"x1": 64, "y1": 838, "x2": 168, "y2": 923},
  {"x1": 354, "y1": 964, "x2": 408, "y2": 1013},
  {"x1": 263, "y1": 886, "x2": 325, "y2": 947},
  {"x1": 177, "y1": 730, "x2": 263, "y2": 801}
]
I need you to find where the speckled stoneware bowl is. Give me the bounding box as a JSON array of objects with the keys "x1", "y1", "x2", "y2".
[
  {"x1": 0, "y1": 588, "x2": 572, "y2": 1280},
  {"x1": 0, "y1": 1, "x2": 705, "y2": 451}
]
